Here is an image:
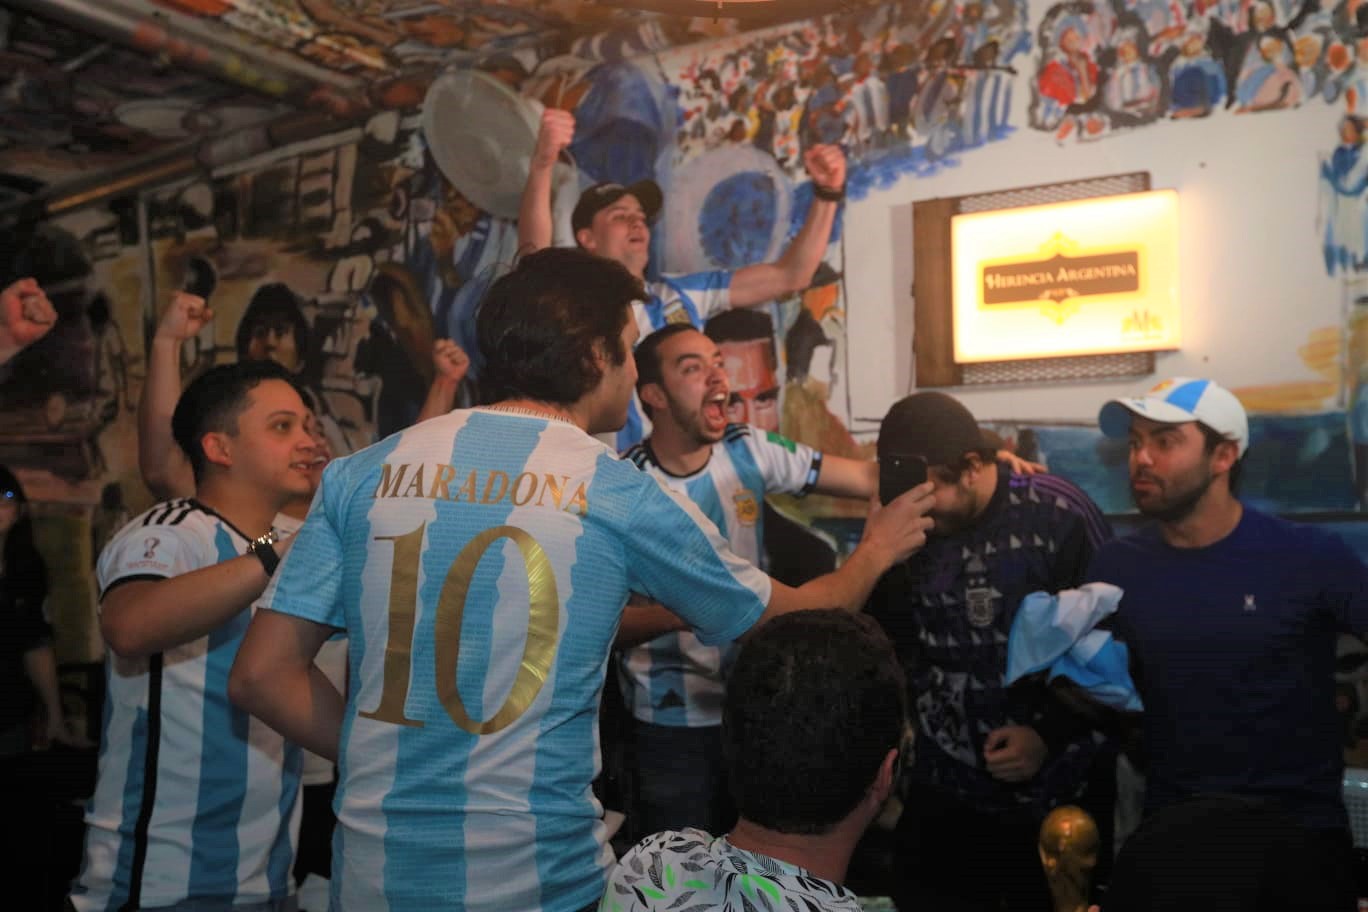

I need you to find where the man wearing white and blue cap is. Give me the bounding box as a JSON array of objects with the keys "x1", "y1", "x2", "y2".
[{"x1": 1088, "y1": 376, "x2": 1367, "y2": 910}]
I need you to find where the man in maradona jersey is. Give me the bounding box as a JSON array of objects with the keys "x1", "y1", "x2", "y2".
[
  {"x1": 228, "y1": 248, "x2": 934, "y2": 912},
  {"x1": 517, "y1": 108, "x2": 848, "y2": 449},
  {"x1": 70, "y1": 360, "x2": 315, "y2": 911}
]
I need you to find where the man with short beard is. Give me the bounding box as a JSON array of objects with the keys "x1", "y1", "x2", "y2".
[
  {"x1": 618, "y1": 324, "x2": 896, "y2": 840},
  {"x1": 865, "y1": 391, "x2": 1112, "y2": 912},
  {"x1": 1089, "y1": 376, "x2": 1368, "y2": 910}
]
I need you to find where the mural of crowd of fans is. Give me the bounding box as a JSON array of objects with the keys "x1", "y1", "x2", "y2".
[
  {"x1": 664, "y1": 0, "x2": 1031, "y2": 171},
  {"x1": 1034, "y1": 0, "x2": 1368, "y2": 140}
]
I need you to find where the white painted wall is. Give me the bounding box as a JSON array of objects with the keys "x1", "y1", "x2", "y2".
[{"x1": 842, "y1": 57, "x2": 1345, "y2": 434}]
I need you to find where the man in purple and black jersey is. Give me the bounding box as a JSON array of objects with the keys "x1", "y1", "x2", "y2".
[{"x1": 865, "y1": 391, "x2": 1113, "y2": 912}]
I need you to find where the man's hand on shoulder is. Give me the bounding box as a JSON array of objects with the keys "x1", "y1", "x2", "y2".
[{"x1": 999, "y1": 450, "x2": 1046, "y2": 476}]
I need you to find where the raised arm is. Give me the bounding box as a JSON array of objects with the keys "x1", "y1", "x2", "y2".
[
  {"x1": 518, "y1": 108, "x2": 575, "y2": 256},
  {"x1": 415, "y1": 338, "x2": 471, "y2": 424},
  {"x1": 727, "y1": 145, "x2": 846, "y2": 308},
  {"x1": 0, "y1": 278, "x2": 56, "y2": 366},
  {"x1": 140, "y1": 292, "x2": 212, "y2": 500}
]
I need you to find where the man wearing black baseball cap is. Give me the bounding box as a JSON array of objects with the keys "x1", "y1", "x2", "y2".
[
  {"x1": 517, "y1": 108, "x2": 848, "y2": 449},
  {"x1": 865, "y1": 391, "x2": 1113, "y2": 912}
]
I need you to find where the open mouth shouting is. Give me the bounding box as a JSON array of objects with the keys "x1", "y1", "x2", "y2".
[{"x1": 702, "y1": 390, "x2": 728, "y2": 434}]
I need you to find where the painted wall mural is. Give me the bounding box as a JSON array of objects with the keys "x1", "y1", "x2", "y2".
[
  {"x1": 146, "y1": 0, "x2": 740, "y2": 75},
  {"x1": 3, "y1": 0, "x2": 1048, "y2": 665},
  {"x1": 657, "y1": 0, "x2": 1030, "y2": 188},
  {"x1": 1032, "y1": 0, "x2": 1366, "y2": 140},
  {"x1": 0, "y1": 120, "x2": 516, "y2": 666},
  {"x1": 13, "y1": 0, "x2": 1368, "y2": 685}
]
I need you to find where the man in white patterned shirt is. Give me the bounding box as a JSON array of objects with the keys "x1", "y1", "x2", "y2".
[{"x1": 602, "y1": 610, "x2": 906, "y2": 912}]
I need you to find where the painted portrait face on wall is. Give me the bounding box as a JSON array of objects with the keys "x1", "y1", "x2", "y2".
[
  {"x1": 235, "y1": 283, "x2": 310, "y2": 375},
  {"x1": 719, "y1": 335, "x2": 780, "y2": 431},
  {"x1": 244, "y1": 318, "x2": 302, "y2": 372}
]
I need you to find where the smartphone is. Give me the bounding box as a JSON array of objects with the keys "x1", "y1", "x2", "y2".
[{"x1": 879, "y1": 453, "x2": 928, "y2": 506}]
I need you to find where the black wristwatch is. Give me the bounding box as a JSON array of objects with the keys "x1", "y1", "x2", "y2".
[
  {"x1": 813, "y1": 182, "x2": 846, "y2": 203},
  {"x1": 247, "y1": 530, "x2": 280, "y2": 578}
]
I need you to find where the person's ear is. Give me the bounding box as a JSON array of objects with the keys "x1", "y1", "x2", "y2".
[
  {"x1": 639, "y1": 382, "x2": 667, "y2": 413},
  {"x1": 201, "y1": 431, "x2": 233, "y2": 471},
  {"x1": 961, "y1": 452, "x2": 986, "y2": 484},
  {"x1": 870, "y1": 747, "x2": 898, "y2": 806},
  {"x1": 1209, "y1": 438, "x2": 1239, "y2": 476}
]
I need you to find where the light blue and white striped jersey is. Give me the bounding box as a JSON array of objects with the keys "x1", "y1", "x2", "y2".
[
  {"x1": 273, "y1": 511, "x2": 349, "y2": 787},
  {"x1": 258, "y1": 408, "x2": 771, "y2": 912},
  {"x1": 618, "y1": 270, "x2": 733, "y2": 451},
  {"x1": 619, "y1": 425, "x2": 822, "y2": 727},
  {"x1": 72, "y1": 500, "x2": 301, "y2": 912}
]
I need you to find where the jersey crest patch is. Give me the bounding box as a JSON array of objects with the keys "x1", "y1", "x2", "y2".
[{"x1": 733, "y1": 489, "x2": 759, "y2": 526}]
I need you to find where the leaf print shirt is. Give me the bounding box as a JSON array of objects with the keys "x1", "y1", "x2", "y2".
[{"x1": 600, "y1": 828, "x2": 861, "y2": 912}]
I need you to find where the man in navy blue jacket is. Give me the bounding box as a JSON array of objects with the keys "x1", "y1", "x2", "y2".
[{"x1": 1089, "y1": 376, "x2": 1368, "y2": 911}]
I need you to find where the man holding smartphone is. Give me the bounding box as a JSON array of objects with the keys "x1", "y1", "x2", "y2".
[
  {"x1": 619, "y1": 337, "x2": 1037, "y2": 843},
  {"x1": 865, "y1": 391, "x2": 1113, "y2": 912}
]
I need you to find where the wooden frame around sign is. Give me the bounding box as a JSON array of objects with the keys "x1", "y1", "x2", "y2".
[{"x1": 912, "y1": 172, "x2": 1156, "y2": 388}]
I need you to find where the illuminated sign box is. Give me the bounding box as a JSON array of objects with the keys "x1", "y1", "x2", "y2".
[{"x1": 951, "y1": 190, "x2": 1180, "y2": 363}]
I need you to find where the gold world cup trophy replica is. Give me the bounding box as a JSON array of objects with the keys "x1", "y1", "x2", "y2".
[{"x1": 1038, "y1": 805, "x2": 1100, "y2": 912}]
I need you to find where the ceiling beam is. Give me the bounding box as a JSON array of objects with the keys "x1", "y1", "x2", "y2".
[
  {"x1": 8, "y1": 0, "x2": 370, "y2": 117},
  {"x1": 0, "y1": 110, "x2": 361, "y2": 226}
]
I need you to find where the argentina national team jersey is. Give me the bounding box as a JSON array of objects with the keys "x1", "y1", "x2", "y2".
[
  {"x1": 258, "y1": 408, "x2": 771, "y2": 912},
  {"x1": 619, "y1": 425, "x2": 822, "y2": 727},
  {"x1": 617, "y1": 270, "x2": 733, "y2": 451},
  {"x1": 72, "y1": 500, "x2": 301, "y2": 911}
]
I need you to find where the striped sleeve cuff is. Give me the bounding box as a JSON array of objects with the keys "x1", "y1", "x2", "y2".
[{"x1": 798, "y1": 452, "x2": 824, "y2": 497}]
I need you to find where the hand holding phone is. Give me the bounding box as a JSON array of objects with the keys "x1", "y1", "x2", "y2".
[{"x1": 879, "y1": 453, "x2": 928, "y2": 506}]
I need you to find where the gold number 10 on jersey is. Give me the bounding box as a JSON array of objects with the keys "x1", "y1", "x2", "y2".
[{"x1": 358, "y1": 522, "x2": 561, "y2": 735}]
